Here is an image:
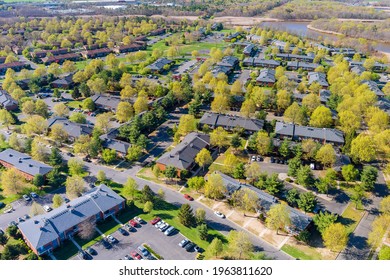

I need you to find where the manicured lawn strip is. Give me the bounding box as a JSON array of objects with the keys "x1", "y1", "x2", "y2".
[
  {"x1": 338, "y1": 203, "x2": 365, "y2": 234},
  {"x1": 66, "y1": 100, "x2": 83, "y2": 109},
  {"x1": 143, "y1": 244, "x2": 164, "y2": 260},
  {"x1": 281, "y1": 244, "x2": 321, "y2": 260},
  {"x1": 53, "y1": 239, "x2": 79, "y2": 260}
]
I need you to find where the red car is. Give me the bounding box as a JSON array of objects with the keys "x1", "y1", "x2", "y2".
[
  {"x1": 131, "y1": 251, "x2": 142, "y2": 260},
  {"x1": 184, "y1": 194, "x2": 194, "y2": 201},
  {"x1": 129, "y1": 219, "x2": 139, "y2": 227},
  {"x1": 150, "y1": 216, "x2": 161, "y2": 225}
]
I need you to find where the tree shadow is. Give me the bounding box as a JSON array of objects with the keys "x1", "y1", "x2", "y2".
[
  {"x1": 154, "y1": 199, "x2": 179, "y2": 211},
  {"x1": 337, "y1": 216, "x2": 355, "y2": 228},
  {"x1": 333, "y1": 190, "x2": 350, "y2": 204}
]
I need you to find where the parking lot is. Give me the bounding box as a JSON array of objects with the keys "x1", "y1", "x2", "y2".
[{"x1": 72, "y1": 221, "x2": 198, "y2": 260}]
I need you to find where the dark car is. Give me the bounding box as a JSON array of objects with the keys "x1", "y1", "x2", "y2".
[
  {"x1": 184, "y1": 242, "x2": 194, "y2": 252},
  {"x1": 78, "y1": 250, "x2": 92, "y2": 260},
  {"x1": 0, "y1": 202, "x2": 5, "y2": 209},
  {"x1": 101, "y1": 239, "x2": 112, "y2": 249},
  {"x1": 118, "y1": 227, "x2": 128, "y2": 236},
  {"x1": 194, "y1": 245, "x2": 203, "y2": 253},
  {"x1": 124, "y1": 223, "x2": 133, "y2": 232},
  {"x1": 66, "y1": 152, "x2": 74, "y2": 157},
  {"x1": 86, "y1": 247, "x2": 97, "y2": 256},
  {"x1": 270, "y1": 157, "x2": 275, "y2": 163}
]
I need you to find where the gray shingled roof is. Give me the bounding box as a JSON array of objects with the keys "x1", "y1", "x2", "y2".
[
  {"x1": 147, "y1": 58, "x2": 172, "y2": 71},
  {"x1": 101, "y1": 138, "x2": 130, "y2": 154},
  {"x1": 91, "y1": 94, "x2": 122, "y2": 110},
  {"x1": 307, "y1": 72, "x2": 328, "y2": 87},
  {"x1": 0, "y1": 149, "x2": 53, "y2": 176},
  {"x1": 211, "y1": 171, "x2": 312, "y2": 232},
  {"x1": 0, "y1": 90, "x2": 18, "y2": 109},
  {"x1": 199, "y1": 112, "x2": 264, "y2": 133},
  {"x1": 48, "y1": 117, "x2": 94, "y2": 138},
  {"x1": 362, "y1": 80, "x2": 385, "y2": 97},
  {"x1": 157, "y1": 132, "x2": 210, "y2": 170},
  {"x1": 276, "y1": 53, "x2": 314, "y2": 62},
  {"x1": 219, "y1": 56, "x2": 239, "y2": 68},
  {"x1": 256, "y1": 68, "x2": 275, "y2": 83},
  {"x1": 287, "y1": 61, "x2": 319, "y2": 69},
  {"x1": 275, "y1": 122, "x2": 344, "y2": 144},
  {"x1": 18, "y1": 184, "x2": 124, "y2": 254}
]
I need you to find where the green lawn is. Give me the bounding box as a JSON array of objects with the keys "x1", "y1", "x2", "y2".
[
  {"x1": 66, "y1": 100, "x2": 83, "y2": 109},
  {"x1": 338, "y1": 203, "x2": 365, "y2": 234},
  {"x1": 281, "y1": 244, "x2": 323, "y2": 260}
]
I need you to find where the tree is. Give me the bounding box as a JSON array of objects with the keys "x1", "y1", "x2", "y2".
[
  {"x1": 1, "y1": 168, "x2": 24, "y2": 196},
  {"x1": 33, "y1": 174, "x2": 44, "y2": 187},
  {"x1": 133, "y1": 94, "x2": 148, "y2": 114},
  {"x1": 380, "y1": 196, "x2": 390, "y2": 215},
  {"x1": 49, "y1": 123, "x2": 69, "y2": 144},
  {"x1": 276, "y1": 89, "x2": 292, "y2": 111},
  {"x1": 35, "y1": 100, "x2": 49, "y2": 118},
  {"x1": 309, "y1": 106, "x2": 333, "y2": 128},
  {"x1": 298, "y1": 192, "x2": 317, "y2": 213},
  {"x1": 187, "y1": 176, "x2": 205, "y2": 193},
  {"x1": 30, "y1": 201, "x2": 44, "y2": 217},
  {"x1": 341, "y1": 164, "x2": 359, "y2": 182},
  {"x1": 82, "y1": 98, "x2": 95, "y2": 111},
  {"x1": 195, "y1": 208, "x2": 206, "y2": 225},
  {"x1": 53, "y1": 103, "x2": 69, "y2": 117},
  {"x1": 22, "y1": 115, "x2": 48, "y2": 135},
  {"x1": 245, "y1": 162, "x2": 261, "y2": 184},
  {"x1": 97, "y1": 170, "x2": 106, "y2": 182},
  {"x1": 286, "y1": 188, "x2": 299, "y2": 207},
  {"x1": 207, "y1": 238, "x2": 223, "y2": 258},
  {"x1": 264, "y1": 173, "x2": 284, "y2": 195},
  {"x1": 68, "y1": 158, "x2": 84, "y2": 176},
  {"x1": 233, "y1": 162, "x2": 245, "y2": 179},
  {"x1": 231, "y1": 80, "x2": 243, "y2": 95},
  {"x1": 240, "y1": 99, "x2": 256, "y2": 118},
  {"x1": 47, "y1": 168, "x2": 62, "y2": 187},
  {"x1": 296, "y1": 165, "x2": 314, "y2": 187},
  {"x1": 195, "y1": 148, "x2": 212, "y2": 171},
  {"x1": 143, "y1": 201, "x2": 153, "y2": 213},
  {"x1": 279, "y1": 139, "x2": 291, "y2": 159},
  {"x1": 126, "y1": 145, "x2": 143, "y2": 162},
  {"x1": 87, "y1": 78, "x2": 106, "y2": 95},
  {"x1": 379, "y1": 246, "x2": 390, "y2": 260},
  {"x1": 360, "y1": 166, "x2": 378, "y2": 191},
  {"x1": 368, "y1": 215, "x2": 390, "y2": 248},
  {"x1": 116, "y1": 102, "x2": 134, "y2": 123},
  {"x1": 315, "y1": 144, "x2": 336, "y2": 167},
  {"x1": 302, "y1": 139, "x2": 319, "y2": 160},
  {"x1": 101, "y1": 149, "x2": 117, "y2": 164},
  {"x1": 230, "y1": 134, "x2": 241, "y2": 151},
  {"x1": 123, "y1": 178, "x2": 138, "y2": 200},
  {"x1": 0, "y1": 109, "x2": 15, "y2": 129},
  {"x1": 52, "y1": 194, "x2": 64, "y2": 208},
  {"x1": 313, "y1": 211, "x2": 338, "y2": 235},
  {"x1": 288, "y1": 156, "x2": 302, "y2": 177},
  {"x1": 231, "y1": 188, "x2": 258, "y2": 216},
  {"x1": 227, "y1": 231, "x2": 253, "y2": 260},
  {"x1": 176, "y1": 114, "x2": 197, "y2": 139},
  {"x1": 302, "y1": 93, "x2": 321, "y2": 115},
  {"x1": 141, "y1": 185, "x2": 154, "y2": 203},
  {"x1": 78, "y1": 217, "x2": 96, "y2": 240},
  {"x1": 211, "y1": 94, "x2": 229, "y2": 113},
  {"x1": 204, "y1": 172, "x2": 226, "y2": 200},
  {"x1": 350, "y1": 134, "x2": 376, "y2": 163},
  {"x1": 256, "y1": 131, "x2": 271, "y2": 155},
  {"x1": 164, "y1": 165, "x2": 177, "y2": 181},
  {"x1": 69, "y1": 112, "x2": 86, "y2": 124},
  {"x1": 338, "y1": 110, "x2": 360, "y2": 134},
  {"x1": 363, "y1": 58, "x2": 376, "y2": 71},
  {"x1": 178, "y1": 203, "x2": 196, "y2": 227},
  {"x1": 284, "y1": 102, "x2": 306, "y2": 125},
  {"x1": 350, "y1": 184, "x2": 365, "y2": 209},
  {"x1": 266, "y1": 204, "x2": 291, "y2": 234},
  {"x1": 197, "y1": 223, "x2": 209, "y2": 240},
  {"x1": 322, "y1": 223, "x2": 348, "y2": 252},
  {"x1": 210, "y1": 127, "x2": 229, "y2": 151},
  {"x1": 95, "y1": 112, "x2": 112, "y2": 133},
  {"x1": 66, "y1": 176, "x2": 85, "y2": 199}
]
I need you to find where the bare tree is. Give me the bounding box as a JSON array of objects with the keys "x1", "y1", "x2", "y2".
[{"x1": 78, "y1": 217, "x2": 96, "y2": 240}]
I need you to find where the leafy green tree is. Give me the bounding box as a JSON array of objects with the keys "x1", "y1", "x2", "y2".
[
  {"x1": 197, "y1": 223, "x2": 209, "y2": 240},
  {"x1": 204, "y1": 172, "x2": 226, "y2": 200},
  {"x1": 233, "y1": 163, "x2": 245, "y2": 179},
  {"x1": 143, "y1": 201, "x2": 154, "y2": 213},
  {"x1": 52, "y1": 194, "x2": 64, "y2": 208},
  {"x1": 123, "y1": 178, "x2": 138, "y2": 200},
  {"x1": 288, "y1": 156, "x2": 302, "y2": 177},
  {"x1": 178, "y1": 203, "x2": 196, "y2": 227},
  {"x1": 69, "y1": 112, "x2": 86, "y2": 124},
  {"x1": 341, "y1": 164, "x2": 359, "y2": 182},
  {"x1": 298, "y1": 192, "x2": 317, "y2": 213},
  {"x1": 67, "y1": 158, "x2": 84, "y2": 176},
  {"x1": 315, "y1": 144, "x2": 336, "y2": 167},
  {"x1": 264, "y1": 173, "x2": 284, "y2": 195},
  {"x1": 141, "y1": 185, "x2": 154, "y2": 203},
  {"x1": 187, "y1": 176, "x2": 205, "y2": 193},
  {"x1": 226, "y1": 230, "x2": 254, "y2": 260},
  {"x1": 65, "y1": 176, "x2": 85, "y2": 199},
  {"x1": 164, "y1": 165, "x2": 177, "y2": 181},
  {"x1": 379, "y1": 246, "x2": 390, "y2": 260},
  {"x1": 380, "y1": 196, "x2": 390, "y2": 215},
  {"x1": 126, "y1": 145, "x2": 143, "y2": 162},
  {"x1": 296, "y1": 165, "x2": 314, "y2": 187},
  {"x1": 266, "y1": 204, "x2": 291, "y2": 234},
  {"x1": 323, "y1": 223, "x2": 348, "y2": 252},
  {"x1": 313, "y1": 211, "x2": 338, "y2": 234},
  {"x1": 350, "y1": 134, "x2": 376, "y2": 163},
  {"x1": 102, "y1": 149, "x2": 117, "y2": 164},
  {"x1": 256, "y1": 131, "x2": 271, "y2": 155},
  {"x1": 33, "y1": 174, "x2": 44, "y2": 187},
  {"x1": 286, "y1": 188, "x2": 299, "y2": 207},
  {"x1": 47, "y1": 168, "x2": 62, "y2": 187},
  {"x1": 195, "y1": 148, "x2": 212, "y2": 171},
  {"x1": 206, "y1": 238, "x2": 223, "y2": 258},
  {"x1": 210, "y1": 127, "x2": 229, "y2": 152},
  {"x1": 309, "y1": 106, "x2": 333, "y2": 128},
  {"x1": 49, "y1": 147, "x2": 63, "y2": 167},
  {"x1": 279, "y1": 139, "x2": 291, "y2": 158},
  {"x1": 97, "y1": 170, "x2": 106, "y2": 182},
  {"x1": 350, "y1": 184, "x2": 365, "y2": 210},
  {"x1": 195, "y1": 208, "x2": 206, "y2": 225},
  {"x1": 360, "y1": 166, "x2": 378, "y2": 191}
]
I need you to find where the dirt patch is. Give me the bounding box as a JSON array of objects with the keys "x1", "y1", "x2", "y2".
[
  {"x1": 285, "y1": 237, "x2": 337, "y2": 260},
  {"x1": 261, "y1": 228, "x2": 288, "y2": 247},
  {"x1": 246, "y1": 219, "x2": 266, "y2": 236}
]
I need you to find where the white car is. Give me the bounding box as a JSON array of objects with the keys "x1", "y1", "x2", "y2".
[
  {"x1": 214, "y1": 211, "x2": 225, "y2": 218},
  {"x1": 43, "y1": 205, "x2": 52, "y2": 212},
  {"x1": 106, "y1": 235, "x2": 117, "y2": 243}
]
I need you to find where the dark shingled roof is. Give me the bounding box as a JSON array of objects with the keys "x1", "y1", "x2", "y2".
[
  {"x1": 47, "y1": 117, "x2": 94, "y2": 139},
  {"x1": 0, "y1": 148, "x2": 53, "y2": 176},
  {"x1": 199, "y1": 112, "x2": 264, "y2": 133},
  {"x1": 157, "y1": 132, "x2": 210, "y2": 170},
  {"x1": 307, "y1": 72, "x2": 328, "y2": 87},
  {"x1": 0, "y1": 90, "x2": 18, "y2": 109},
  {"x1": 256, "y1": 68, "x2": 276, "y2": 84}
]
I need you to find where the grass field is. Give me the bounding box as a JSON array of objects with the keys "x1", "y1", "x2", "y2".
[
  {"x1": 281, "y1": 244, "x2": 323, "y2": 260},
  {"x1": 339, "y1": 203, "x2": 365, "y2": 234}
]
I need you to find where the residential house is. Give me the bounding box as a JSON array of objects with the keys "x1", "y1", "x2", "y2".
[
  {"x1": 18, "y1": 184, "x2": 125, "y2": 256},
  {"x1": 307, "y1": 72, "x2": 328, "y2": 88},
  {"x1": 147, "y1": 58, "x2": 174, "y2": 73},
  {"x1": 256, "y1": 68, "x2": 276, "y2": 86},
  {"x1": 149, "y1": 28, "x2": 166, "y2": 36},
  {"x1": 0, "y1": 149, "x2": 53, "y2": 180},
  {"x1": 218, "y1": 56, "x2": 239, "y2": 70},
  {"x1": 41, "y1": 53, "x2": 81, "y2": 65},
  {"x1": 30, "y1": 48, "x2": 69, "y2": 59},
  {"x1": 286, "y1": 61, "x2": 320, "y2": 71},
  {"x1": 331, "y1": 48, "x2": 359, "y2": 57},
  {"x1": 81, "y1": 48, "x2": 112, "y2": 59},
  {"x1": 350, "y1": 60, "x2": 388, "y2": 72},
  {"x1": 351, "y1": 65, "x2": 365, "y2": 75},
  {"x1": 0, "y1": 62, "x2": 29, "y2": 75},
  {"x1": 83, "y1": 43, "x2": 108, "y2": 50},
  {"x1": 243, "y1": 58, "x2": 280, "y2": 68},
  {"x1": 211, "y1": 65, "x2": 233, "y2": 77},
  {"x1": 199, "y1": 112, "x2": 264, "y2": 134},
  {"x1": 47, "y1": 117, "x2": 94, "y2": 141},
  {"x1": 274, "y1": 122, "x2": 345, "y2": 146},
  {"x1": 112, "y1": 42, "x2": 146, "y2": 54},
  {"x1": 51, "y1": 74, "x2": 74, "y2": 89},
  {"x1": 12, "y1": 45, "x2": 22, "y2": 55},
  {"x1": 211, "y1": 171, "x2": 312, "y2": 235},
  {"x1": 243, "y1": 44, "x2": 257, "y2": 57},
  {"x1": 276, "y1": 54, "x2": 314, "y2": 63},
  {"x1": 246, "y1": 34, "x2": 262, "y2": 42},
  {"x1": 100, "y1": 137, "x2": 130, "y2": 158},
  {"x1": 91, "y1": 94, "x2": 122, "y2": 112},
  {"x1": 156, "y1": 132, "x2": 210, "y2": 176},
  {"x1": 0, "y1": 90, "x2": 18, "y2": 111},
  {"x1": 362, "y1": 80, "x2": 385, "y2": 98},
  {"x1": 224, "y1": 32, "x2": 242, "y2": 42},
  {"x1": 293, "y1": 89, "x2": 331, "y2": 105}
]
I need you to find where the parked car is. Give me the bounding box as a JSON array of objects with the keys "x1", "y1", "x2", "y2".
[
  {"x1": 101, "y1": 239, "x2": 112, "y2": 249},
  {"x1": 43, "y1": 205, "x2": 52, "y2": 212},
  {"x1": 184, "y1": 242, "x2": 194, "y2": 252},
  {"x1": 0, "y1": 229, "x2": 4, "y2": 235},
  {"x1": 17, "y1": 217, "x2": 24, "y2": 223},
  {"x1": 129, "y1": 219, "x2": 139, "y2": 227},
  {"x1": 124, "y1": 255, "x2": 132, "y2": 260},
  {"x1": 214, "y1": 211, "x2": 225, "y2": 218},
  {"x1": 150, "y1": 216, "x2": 161, "y2": 225},
  {"x1": 78, "y1": 250, "x2": 92, "y2": 260},
  {"x1": 86, "y1": 247, "x2": 97, "y2": 256},
  {"x1": 164, "y1": 226, "x2": 176, "y2": 236},
  {"x1": 184, "y1": 194, "x2": 194, "y2": 201},
  {"x1": 134, "y1": 216, "x2": 145, "y2": 224},
  {"x1": 131, "y1": 251, "x2": 142, "y2": 260},
  {"x1": 137, "y1": 245, "x2": 150, "y2": 257},
  {"x1": 118, "y1": 227, "x2": 128, "y2": 236},
  {"x1": 256, "y1": 155, "x2": 263, "y2": 162},
  {"x1": 178, "y1": 239, "x2": 189, "y2": 248},
  {"x1": 0, "y1": 202, "x2": 5, "y2": 209},
  {"x1": 23, "y1": 194, "x2": 31, "y2": 201},
  {"x1": 270, "y1": 157, "x2": 275, "y2": 163},
  {"x1": 3, "y1": 206, "x2": 13, "y2": 214},
  {"x1": 106, "y1": 235, "x2": 118, "y2": 244},
  {"x1": 155, "y1": 220, "x2": 163, "y2": 228},
  {"x1": 66, "y1": 152, "x2": 74, "y2": 157},
  {"x1": 124, "y1": 224, "x2": 133, "y2": 232},
  {"x1": 159, "y1": 223, "x2": 170, "y2": 232},
  {"x1": 64, "y1": 197, "x2": 70, "y2": 203},
  {"x1": 30, "y1": 192, "x2": 38, "y2": 199},
  {"x1": 251, "y1": 155, "x2": 256, "y2": 162},
  {"x1": 9, "y1": 221, "x2": 17, "y2": 227},
  {"x1": 194, "y1": 245, "x2": 203, "y2": 253}
]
